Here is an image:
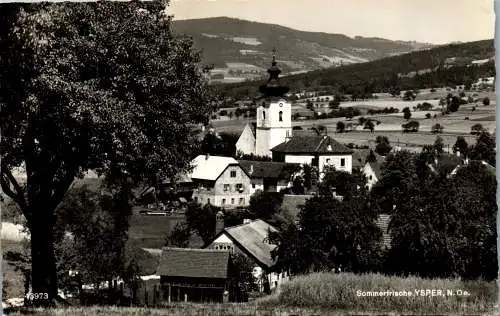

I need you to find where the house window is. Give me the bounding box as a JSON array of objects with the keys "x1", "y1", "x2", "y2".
[
  {"x1": 224, "y1": 184, "x2": 230, "y2": 191},
  {"x1": 252, "y1": 184, "x2": 256, "y2": 189},
  {"x1": 262, "y1": 110, "x2": 266, "y2": 120},
  {"x1": 340, "y1": 158, "x2": 345, "y2": 167},
  {"x1": 231, "y1": 198, "x2": 235, "y2": 204},
  {"x1": 326, "y1": 158, "x2": 330, "y2": 164},
  {"x1": 236, "y1": 183, "x2": 243, "y2": 192},
  {"x1": 239, "y1": 198, "x2": 244, "y2": 205},
  {"x1": 230, "y1": 170, "x2": 237, "y2": 177},
  {"x1": 222, "y1": 198, "x2": 226, "y2": 205},
  {"x1": 369, "y1": 175, "x2": 373, "y2": 180},
  {"x1": 279, "y1": 111, "x2": 283, "y2": 121}
]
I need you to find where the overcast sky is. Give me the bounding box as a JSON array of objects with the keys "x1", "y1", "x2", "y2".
[{"x1": 168, "y1": 0, "x2": 495, "y2": 44}]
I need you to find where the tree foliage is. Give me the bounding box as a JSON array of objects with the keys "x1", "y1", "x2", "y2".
[{"x1": 0, "y1": 0, "x2": 210, "y2": 305}]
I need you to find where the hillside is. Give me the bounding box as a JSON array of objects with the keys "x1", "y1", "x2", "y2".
[
  {"x1": 171, "y1": 17, "x2": 434, "y2": 81},
  {"x1": 214, "y1": 39, "x2": 495, "y2": 98}
]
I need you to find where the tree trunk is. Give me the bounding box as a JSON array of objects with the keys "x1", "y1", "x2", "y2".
[{"x1": 29, "y1": 209, "x2": 58, "y2": 307}]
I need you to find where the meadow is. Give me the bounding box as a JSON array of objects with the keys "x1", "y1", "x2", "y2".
[
  {"x1": 6, "y1": 273, "x2": 497, "y2": 315},
  {"x1": 212, "y1": 90, "x2": 495, "y2": 149}
]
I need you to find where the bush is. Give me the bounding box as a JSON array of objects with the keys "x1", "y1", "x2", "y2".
[{"x1": 425, "y1": 113, "x2": 431, "y2": 119}]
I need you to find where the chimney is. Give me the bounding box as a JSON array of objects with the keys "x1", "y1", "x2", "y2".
[{"x1": 215, "y1": 211, "x2": 224, "y2": 235}]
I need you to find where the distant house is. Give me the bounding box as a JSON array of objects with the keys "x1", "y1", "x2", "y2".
[
  {"x1": 156, "y1": 247, "x2": 240, "y2": 303},
  {"x1": 271, "y1": 135, "x2": 354, "y2": 177},
  {"x1": 205, "y1": 219, "x2": 289, "y2": 292},
  {"x1": 238, "y1": 160, "x2": 301, "y2": 195},
  {"x1": 427, "y1": 154, "x2": 464, "y2": 176},
  {"x1": 352, "y1": 149, "x2": 384, "y2": 170},
  {"x1": 363, "y1": 161, "x2": 382, "y2": 191},
  {"x1": 188, "y1": 155, "x2": 252, "y2": 208},
  {"x1": 449, "y1": 159, "x2": 495, "y2": 178}
]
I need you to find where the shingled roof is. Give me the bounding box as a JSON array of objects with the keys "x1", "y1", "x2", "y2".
[
  {"x1": 271, "y1": 135, "x2": 353, "y2": 154},
  {"x1": 207, "y1": 220, "x2": 278, "y2": 270},
  {"x1": 352, "y1": 149, "x2": 385, "y2": 169},
  {"x1": 238, "y1": 160, "x2": 301, "y2": 179},
  {"x1": 156, "y1": 248, "x2": 230, "y2": 279}
]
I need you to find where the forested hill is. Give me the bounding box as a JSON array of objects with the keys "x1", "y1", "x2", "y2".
[
  {"x1": 171, "y1": 17, "x2": 433, "y2": 73},
  {"x1": 213, "y1": 39, "x2": 494, "y2": 98}
]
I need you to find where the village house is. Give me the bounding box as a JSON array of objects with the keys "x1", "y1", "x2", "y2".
[
  {"x1": 188, "y1": 155, "x2": 252, "y2": 208},
  {"x1": 155, "y1": 247, "x2": 241, "y2": 303},
  {"x1": 363, "y1": 161, "x2": 382, "y2": 191},
  {"x1": 237, "y1": 160, "x2": 301, "y2": 195},
  {"x1": 204, "y1": 216, "x2": 289, "y2": 293},
  {"x1": 271, "y1": 135, "x2": 354, "y2": 178}
]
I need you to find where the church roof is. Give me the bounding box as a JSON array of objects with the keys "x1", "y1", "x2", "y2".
[
  {"x1": 271, "y1": 135, "x2": 354, "y2": 155},
  {"x1": 259, "y1": 49, "x2": 289, "y2": 98}
]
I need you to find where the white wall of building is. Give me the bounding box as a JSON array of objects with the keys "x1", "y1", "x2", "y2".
[
  {"x1": 284, "y1": 155, "x2": 315, "y2": 165},
  {"x1": 362, "y1": 164, "x2": 379, "y2": 190},
  {"x1": 255, "y1": 99, "x2": 292, "y2": 157},
  {"x1": 319, "y1": 154, "x2": 352, "y2": 174}
]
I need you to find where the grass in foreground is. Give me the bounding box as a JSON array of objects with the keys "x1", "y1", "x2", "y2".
[
  {"x1": 6, "y1": 273, "x2": 498, "y2": 315},
  {"x1": 260, "y1": 272, "x2": 497, "y2": 314}
]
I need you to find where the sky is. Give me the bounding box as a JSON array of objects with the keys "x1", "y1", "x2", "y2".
[{"x1": 168, "y1": 0, "x2": 495, "y2": 44}]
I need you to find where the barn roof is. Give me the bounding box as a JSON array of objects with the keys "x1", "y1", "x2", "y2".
[
  {"x1": 210, "y1": 219, "x2": 278, "y2": 270},
  {"x1": 156, "y1": 247, "x2": 230, "y2": 279},
  {"x1": 271, "y1": 135, "x2": 353, "y2": 154},
  {"x1": 238, "y1": 160, "x2": 300, "y2": 179}
]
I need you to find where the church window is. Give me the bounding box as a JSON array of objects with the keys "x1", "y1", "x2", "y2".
[
  {"x1": 262, "y1": 111, "x2": 266, "y2": 120},
  {"x1": 279, "y1": 111, "x2": 283, "y2": 121}
]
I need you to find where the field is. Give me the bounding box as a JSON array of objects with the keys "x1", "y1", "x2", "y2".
[
  {"x1": 6, "y1": 273, "x2": 497, "y2": 315},
  {"x1": 212, "y1": 90, "x2": 496, "y2": 149}
]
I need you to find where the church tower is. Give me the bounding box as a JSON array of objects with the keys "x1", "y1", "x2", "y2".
[{"x1": 255, "y1": 50, "x2": 292, "y2": 157}]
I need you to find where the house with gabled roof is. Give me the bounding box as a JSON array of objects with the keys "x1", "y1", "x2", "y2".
[
  {"x1": 204, "y1": 219, "x2": 289, "y2": 293},
  {"x1": 155, "y1": 247, "x2": 240, "y2": 303},
  {"x1": 449, "y1": 159, "x2": 496, "y2": 178},
  {"x1": 363, "y1": 161, "x2": 383, "y2": 190},
  {"x1": 237, "y1": 160, "x2": 301, "y2": 195},
  {"x1": 271, "y1": 135, "x2": 354, "y2": 177},
  {"x1": 188, "y1": 155, "x2": 252, "y2": 208},
  {"x1": 352, "y1": 149, "x2": 384, "y2": 170}
]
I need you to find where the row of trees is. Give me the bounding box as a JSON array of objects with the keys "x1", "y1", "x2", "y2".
[{"x1": 268, "y1": 133, "x2": 496, "y2": 280}]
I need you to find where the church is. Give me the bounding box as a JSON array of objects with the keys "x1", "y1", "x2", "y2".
[{"x1": 235, "y1": 51, "x2": 353, "y2": 175}]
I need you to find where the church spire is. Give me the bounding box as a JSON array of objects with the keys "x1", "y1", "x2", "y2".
[{"x1": 259, "y1": 48, "x2": 289, "y2": 98}]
